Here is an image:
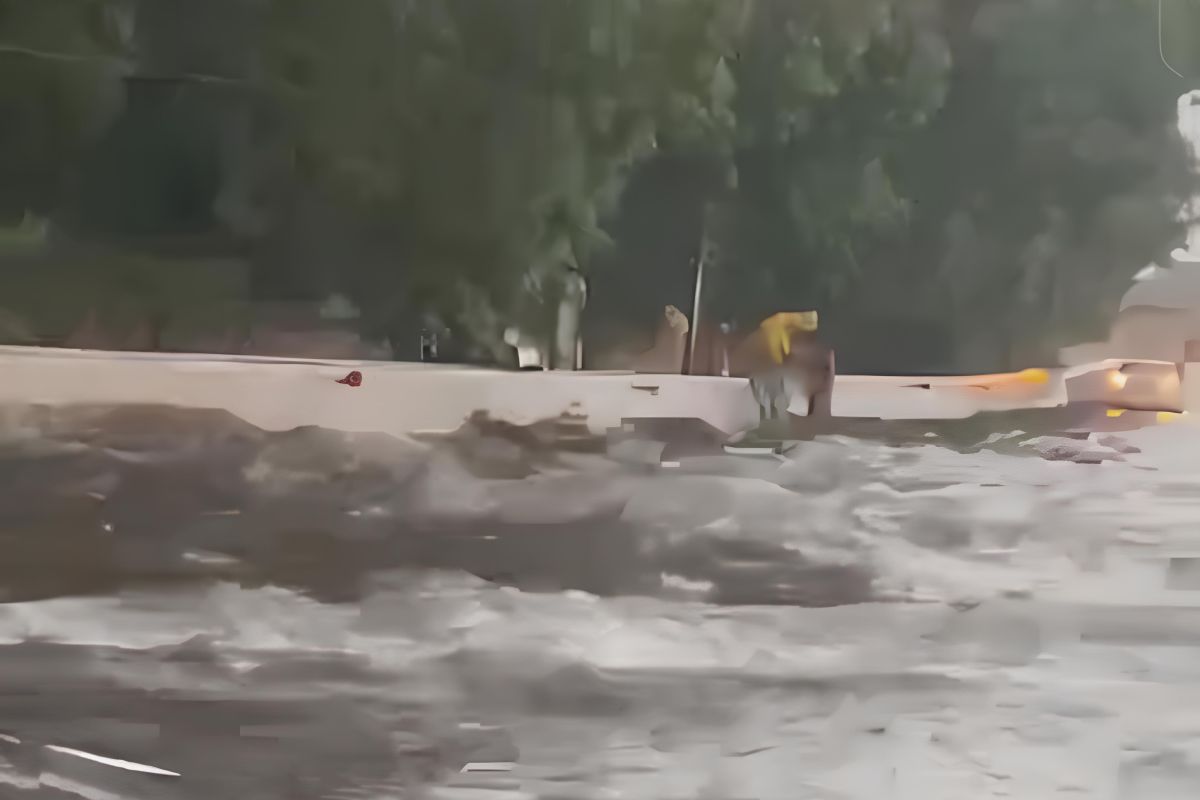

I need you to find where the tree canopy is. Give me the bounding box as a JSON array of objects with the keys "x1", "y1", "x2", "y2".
[{"x1": 0, "y1": 0, "x2": 1195, "y2": 369}]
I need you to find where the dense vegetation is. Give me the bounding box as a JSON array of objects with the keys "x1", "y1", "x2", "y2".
[{"x1": 0, "y1": 0, "x2": 1195, "y2": 370}]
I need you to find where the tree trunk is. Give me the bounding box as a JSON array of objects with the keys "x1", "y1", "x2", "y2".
[{"x1": 552, "y1": 270, "x2": 587, "y2": 370}]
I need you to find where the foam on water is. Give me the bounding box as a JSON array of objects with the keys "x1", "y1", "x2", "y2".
[{"x1": 6, "y1": 411, "x2": 1200, "y2": 797}]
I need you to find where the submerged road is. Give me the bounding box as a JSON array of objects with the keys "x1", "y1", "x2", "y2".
[{"x1": 0, "y1": 404, "x2": 1199, "y2": 798}]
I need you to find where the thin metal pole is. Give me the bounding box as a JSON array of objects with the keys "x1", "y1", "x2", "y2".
[{"x1": 686, "y1": 208, "x2": 709, "y2": 374}]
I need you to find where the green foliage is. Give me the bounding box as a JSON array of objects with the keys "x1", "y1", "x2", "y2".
[
  {"x1": 704, "y1": 0, "x2": 952, "y2": 322},
  {"x1": 260, "y1": 0, "x2": 744, "y2": 347},
  {"x1": 0, "y1": 243, "x2": 250, "y2": 345},
  {"x1": 0, "y1": 0, "x2": 129, "y2": 220},
  {"x1": 887, "y1": 0, "x2": 1193, "y2": 368},
  {"x1": 699, "y1": 0, "x2": 1192, "y2": 370},
  {"x1": 0, "y1": 0, "x2": 1193, "y2": 368}
]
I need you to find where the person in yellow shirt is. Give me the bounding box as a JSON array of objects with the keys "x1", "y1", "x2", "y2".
[{"x1": 729, "y1": 311, "x2": 833, "y2": 422}]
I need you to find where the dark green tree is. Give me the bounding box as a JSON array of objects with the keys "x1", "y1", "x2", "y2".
[
  {"x1": 0, "y1": 0, "x2": 130, "y2": 221},
  {"x1": 882, "y1": 0, "x2": 1194, "y2": 370},
  {"x1": 260, "y1": 0, "x2": 744, "y2": 357},
  {"x1": 676, "y1": 0, "x2": 1194, "y2": 372}
]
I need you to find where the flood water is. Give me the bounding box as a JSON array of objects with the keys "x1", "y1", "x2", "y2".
[{"x1": 2, "y1": 405, "x2": 1200, "y2": 799}]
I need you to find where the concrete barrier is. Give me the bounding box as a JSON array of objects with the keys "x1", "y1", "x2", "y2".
[{"x1": 0, "y1": 346, "x2": 761, "y2": 439}]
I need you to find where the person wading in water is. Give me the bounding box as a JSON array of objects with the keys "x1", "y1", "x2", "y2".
[{"x1": 728, "y1": 311, "x2": 835, "y2": 425}]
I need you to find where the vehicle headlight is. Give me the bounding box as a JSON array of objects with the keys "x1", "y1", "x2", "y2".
[{"x1": 1107, "y1": 370, "x2": 1128, "y2": 391}]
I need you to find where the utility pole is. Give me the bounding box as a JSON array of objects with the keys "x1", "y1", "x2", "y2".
[{"x1": 686, "y1": 204, "x2": 714, "y2": 375}]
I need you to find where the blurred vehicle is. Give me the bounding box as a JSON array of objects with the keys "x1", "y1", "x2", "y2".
[{"x1": 1064, "y1": 359, "x2": 1183, "y2": 414}]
